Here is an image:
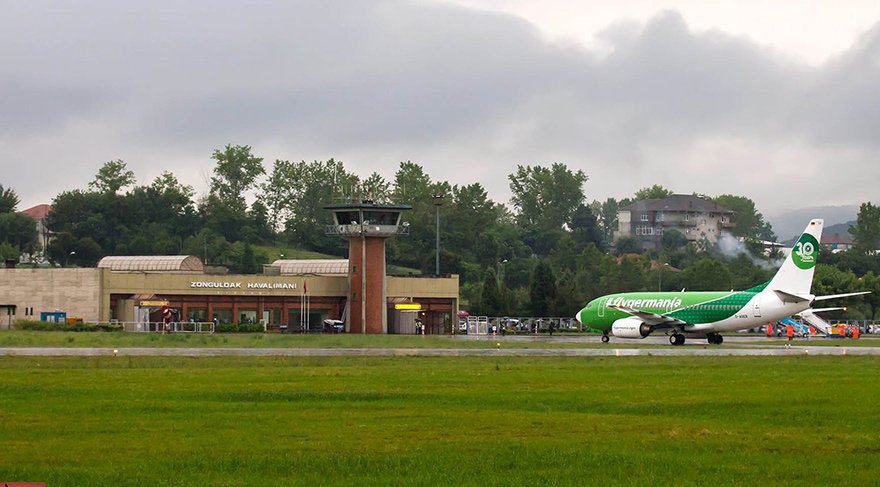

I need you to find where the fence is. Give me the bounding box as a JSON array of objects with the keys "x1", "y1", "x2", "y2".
[
  {"x1": 463, "y1": 316, "x2": 583, "y2": 335},
  {"x1": 106, "y1": 321, "x2": 216, "y2": 333}
]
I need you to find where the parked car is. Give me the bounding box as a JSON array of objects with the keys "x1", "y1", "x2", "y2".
[{"x1": 322, "y1": 319, "x2": 345, "y2": 333}]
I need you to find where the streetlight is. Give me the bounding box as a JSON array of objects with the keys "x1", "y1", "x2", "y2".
[
  {"x1": 497, "y1": 259, "x2": 509, "y2": 285},
  {"x1": 433, "y1": 194, "x2": 445, "y2": 275},
  {"x1": 65, "y1": 251, "x2": 76, "y2": 267},
  {"x1": 658, "y1": 262, "x2": 669, "y2": 291}
]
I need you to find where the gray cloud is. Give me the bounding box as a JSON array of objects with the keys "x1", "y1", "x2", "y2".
[{"x1": 1, "y1": 1, "x2": 878, "y2": 219}]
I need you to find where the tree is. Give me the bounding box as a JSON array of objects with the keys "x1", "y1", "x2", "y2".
[
  {"x1": 508, "y1": 163, "x2": 588, "y2": 257},
  {"x1": 569, "y1": 204, "x2": 604, "y2": 251},
  {"x1": 508, "y1": 163, "x2": 588, "y2": 232},
  {"x1": 634, "y1": 185, "x2": 673, "y2": 201},
  {"x1": 660, "y1": 229, "x2": 689, "y2": 250},
  {"x1": 614, "y1": 236, "x2": 643, "y2": 255},
  {"x1": 478, "y1": 267, "x2": 502, "y2": 316},
  {"x1": 529, "y1": 260, "x2": 557, "y2": 316},
  {"x1": 592, "y1": 197, "x2": 619, "y2": 245},
  {"x1": 850, "y1": 202, "x2": 880, "y2": 254},
  {"x1": 0, "y1": 213, "x2": 37, "y2": 253},
  {"x1": 151, "y1": 172, "x2": 195, "y2": 203},
  {"x1": 0, "y1": 241, "x2": 20, "y2": 261},
  {"x1": 712, "y1": 194, "x2": 774, "y2": 240},
  {"x1": 681, "y1": 258, "x2": 732, "y2": 291},
  {"x1": 0, "y1": 184, "x2": 20, "y2": 213},
  {"x1": 260, "y1": 159, "x2": 304, "y2": 236},
  {"x1": 444, "y1": 183, "x2": 505, "y2": 266},
  {"x1": 859, "y1": 272, "x2": 880, "y2": 320},
  {"x1": 387, "y1": 161, "x2": 451, "y2": 269},
  {"x1": 283, "y1": 159, "x2": 358, "y2": 254},
  {"x1": 209, "y1": 144, "x2": 265, "y2": 213},
  {"x1": 89, "y1": 160, "x2": 135, "y2": 194},
  {"x1": 360, "y1": 172, "x2": 391, "y2": 202}
]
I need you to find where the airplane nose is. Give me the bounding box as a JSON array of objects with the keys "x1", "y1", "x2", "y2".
[{"x1": 574, "y1": 310, "x2": 583, "y2": 324}]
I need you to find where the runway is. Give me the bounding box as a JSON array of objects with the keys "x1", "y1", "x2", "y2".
[{"x1": 2, "y1": 345, "x2": 878, "y2": 356}]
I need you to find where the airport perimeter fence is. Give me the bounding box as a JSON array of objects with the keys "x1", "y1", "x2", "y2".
[
  {"x1": 463, "y1": 316, "x2": 585, "y2": 335},
  {"x1": 103, "y1": 321, "x2": 216, "y2": 333}
]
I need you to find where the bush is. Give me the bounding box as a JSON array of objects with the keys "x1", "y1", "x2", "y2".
[
  {"x1": 15, "y1": 320, "x2": 123, "y2": 332},
  {"x1": 215, "y1": 323, "x2": 264, "y2": 333}
]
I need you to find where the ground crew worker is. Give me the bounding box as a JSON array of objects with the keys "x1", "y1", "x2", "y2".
[
  {"x1": 854, "y1": 326, "x2": 860, "y2": 340},
  {"x1": 785, "y1": 324, "x2": 794, "y2": 349},
  {"x1": 766, "y1": 323, "x2": 773, "y2": 337}
]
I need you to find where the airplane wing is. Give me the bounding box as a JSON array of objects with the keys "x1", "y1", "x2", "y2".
[{"x1": 607, "y1": 304, "x2": 689, "y2": 329}]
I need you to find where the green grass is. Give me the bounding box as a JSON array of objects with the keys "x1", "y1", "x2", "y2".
[
  {"x1": 0, "y1": 331, "x2": 582, "y2": 349},
  {"x1": 0, "y1": 330, "x2": 878, "y2": 349},
  {"x1": 0, "y1": 355, "x2": 878, "y2": 485}
]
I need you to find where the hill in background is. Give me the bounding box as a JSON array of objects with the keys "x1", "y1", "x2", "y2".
[{"x1": 767, "y1": 204, "x2": 858, "y2": 241}]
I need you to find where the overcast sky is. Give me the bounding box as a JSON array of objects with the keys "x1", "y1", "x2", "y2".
[{"x1": 3, "y1": 0, "x2": 879, "y2": 227}]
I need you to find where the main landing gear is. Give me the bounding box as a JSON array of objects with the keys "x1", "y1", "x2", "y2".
[
  {"x1": 601, "y1": 333, "x2": 610, "y2": 343},
  {"x1": 669, "y1": 333, "x2": 685, "y2": 346},
  {"x1": 707, "y1": 333, "x2": 724, "y2": 345}
]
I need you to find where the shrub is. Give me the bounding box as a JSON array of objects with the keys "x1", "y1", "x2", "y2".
[
  {"x1": 215, "y1": 323, "x2": 264, "y2": 333},
  {"x1": 14, "y1": 320, "x2": 123, "y2": 332}
]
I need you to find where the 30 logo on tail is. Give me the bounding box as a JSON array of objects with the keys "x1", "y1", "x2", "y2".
[{"x1": 792, "y1": 233, "x2": 818, "y2": 269}]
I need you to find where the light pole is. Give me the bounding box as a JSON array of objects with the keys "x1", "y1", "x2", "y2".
[
  {"x1": 433, "y1": 194, "x2": 444, "y2": 275},
  {"x1": 497, "y1": 259, "x2": 508, "y2": 285},
  {"x1": 65, "y1": 251, "x2": 76, "y2": 267},
  {"x1": 658, "y1": 262, "x2": 669, "y2": 291}
]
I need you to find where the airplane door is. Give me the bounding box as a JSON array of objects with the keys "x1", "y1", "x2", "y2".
[
  {"x1": 753, "y1": 296, "x2": 762, "y2": 318},
  {"x1": 598, "y1": 298, "x2": 606, "y2": 318}
]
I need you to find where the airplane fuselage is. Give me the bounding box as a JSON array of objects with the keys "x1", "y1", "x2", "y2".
[{"x1": 577, "y1": 287, "x2": 812, "y2": 336}]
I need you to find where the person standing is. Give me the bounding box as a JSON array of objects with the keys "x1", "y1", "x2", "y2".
[{"x1": 785, "y1": 324, "x2": 794, "y2": 349}]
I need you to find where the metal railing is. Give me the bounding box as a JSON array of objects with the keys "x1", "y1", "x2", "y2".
[
  {"x1": 463, "y1": 316, "x2": 584, "y2": 335},
  {"x1": 104, "y1": 321, "x2": 216, "y2": 333}
]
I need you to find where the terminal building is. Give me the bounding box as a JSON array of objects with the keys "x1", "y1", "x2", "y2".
[
  {"x1": 0, "y1": 256, "x2": 458, "y2": 333},
  {"x1": 0, "y1": 200, "x2": 460, "y2": 333}
]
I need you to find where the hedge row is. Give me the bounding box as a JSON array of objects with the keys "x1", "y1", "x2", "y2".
[
  {"x1": 214, "y1": 323, "x2": 265, "y2": 333},
  {"x1": 15, "y1": 320, "x2": 124, "y2": 332}
]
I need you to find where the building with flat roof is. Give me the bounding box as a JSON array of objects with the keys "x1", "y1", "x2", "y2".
[
  {"x1": 0, "y1": 255, "x2": 459, "y2": 334},
  {"x1": 614, "y1": 194, "x2": 735, "y2": 250}
]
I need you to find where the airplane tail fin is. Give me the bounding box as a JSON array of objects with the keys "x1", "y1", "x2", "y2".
[{"x1": 766, "y1": 219, "x2": 823, "y2": 297}]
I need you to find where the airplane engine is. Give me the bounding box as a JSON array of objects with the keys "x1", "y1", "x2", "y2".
[{"x1": 611, "y1": 317, "x2": 652, "y2": 339}]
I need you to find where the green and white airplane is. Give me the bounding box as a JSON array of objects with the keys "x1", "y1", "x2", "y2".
[{"x1": 575, "y1": 219, "x2": 869, "y2": 345}]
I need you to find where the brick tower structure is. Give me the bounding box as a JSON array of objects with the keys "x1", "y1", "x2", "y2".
[{"x1": 325, "y1": 201, "x2": 411, "y2": 333}]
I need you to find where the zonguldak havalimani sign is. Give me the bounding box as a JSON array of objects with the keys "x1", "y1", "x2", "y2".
[{"x1": 190, "y1": 281, "x2": 298, "y2": 290}]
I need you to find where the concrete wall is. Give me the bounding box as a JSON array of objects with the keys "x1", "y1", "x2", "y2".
[
  {"x1": 387, "y1": 275, "x2": 458, "y2": 298},
  {"x1": 0, "y1": 268, "x2": 103, "y2": 325}
]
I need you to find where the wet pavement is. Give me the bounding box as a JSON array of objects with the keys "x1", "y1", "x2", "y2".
[{"x1": 2, "y1": 336, "x2": 878, "y2": 357}]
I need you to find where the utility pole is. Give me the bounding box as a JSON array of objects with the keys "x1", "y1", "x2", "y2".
[{"x1": 433, "y1": 194, "x2": 444, "y2": 275}]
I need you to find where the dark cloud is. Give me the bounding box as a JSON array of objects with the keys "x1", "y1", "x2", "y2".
[{"x1": 1, "y1": 1, "x2": 878, "y2": 216}]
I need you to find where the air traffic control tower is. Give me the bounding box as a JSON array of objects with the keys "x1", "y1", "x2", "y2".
[{"x1": 325, "y1": 200, "x2": 411, "y2": 333}]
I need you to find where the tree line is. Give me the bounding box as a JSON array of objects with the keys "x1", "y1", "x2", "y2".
[{"x1": 2, "y1": 144, "x2": 879, "y2": 320}]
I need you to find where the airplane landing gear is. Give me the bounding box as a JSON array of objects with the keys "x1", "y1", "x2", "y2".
[
  {"x1": 601, "y1": 333, "x2": 610, "y2": 343},
  {"x1": 707, "y1": 333, "x2": 724, "y2": 345},
  {"x1": 669, "y1": 333, "x2": 685, "y2": 346}
]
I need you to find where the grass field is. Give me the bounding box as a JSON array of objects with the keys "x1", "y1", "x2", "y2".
[
  {"x1": 1, "y1": 355, "x2": 879, "y2": 486},
  {"x1": 0, "y1": 330, "x2": 878, "y2": 349}
]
